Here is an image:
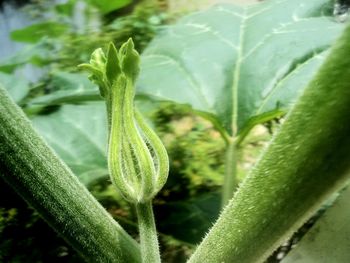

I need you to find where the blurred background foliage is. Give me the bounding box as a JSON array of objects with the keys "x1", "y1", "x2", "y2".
[{"x1": 0, "y1": 0, "x2": 271, "y2": 262}]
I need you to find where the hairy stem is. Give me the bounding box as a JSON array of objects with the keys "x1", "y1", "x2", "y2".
[
  {"x1": 221, "y1": 140, "x2": 238, "y2": 207},
  {"x1": 0, "y1": 86, "x2": 141, "y2": 263},
  {"x1": 136, "y1": 201, "x2": 161, "y2": 263},
  {"x1": 188, "y1": 24, "x2": 350, "y2": 263}
]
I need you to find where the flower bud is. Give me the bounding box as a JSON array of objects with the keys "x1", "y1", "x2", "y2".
[{"x1": 80, "y1": 39, "x2": 169, "y2": 203}]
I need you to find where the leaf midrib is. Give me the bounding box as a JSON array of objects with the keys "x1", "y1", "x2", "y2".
[{"x1": 231, "y1": 7, "x2": 248, "y2": 136}]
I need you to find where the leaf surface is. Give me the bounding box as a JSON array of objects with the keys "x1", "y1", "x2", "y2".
[
  {"x1": 155, "y1": 193, "x2": 220, "y2": 244},
  {"x1": 0, "y1": 42, "x2": 51, "y2": 73},
  {"x1": 137, "y1": 0, "x2": 343, "y2": 134},
  {"x1": 30, "y1": 72, "x2": 101, "y2": 105},
  {"x1": 31, "y1": 103, "x2": 108, "y2": 186},
  {"x1": 0, "y1": 72, "x2": 29, "y2": 103}
]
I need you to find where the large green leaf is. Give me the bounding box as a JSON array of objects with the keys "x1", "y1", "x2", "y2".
[
  {"x1": 281, "y1": 185, "x2": 350, "y2": 263},
  {"x1": 137, "y1": 0, "x2": 344, "y2": 135},
  {"x1": 31, "y1": 103, "x2": 108, "y2": 186}
]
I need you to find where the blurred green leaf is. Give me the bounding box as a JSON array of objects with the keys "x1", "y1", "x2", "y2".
[
  {"x1": 55, "y1": 0, "x2": 75, "y2": 16},
  {"x1": 50, "y1": 71, "x2": 97, "y2": 90},
  {"x1": 137, "y1": 0, "x2": 344, "y2": 135},
  {"x1": 0, "y1": 42, "x2": 51, "y2": 73},
  {"x1": 281, "y1": 185, "x2": 350, "y2": 263},
  {"x1": 87, "y1": 0, "x2": 132, "y2": 14},
  {"x1": 156, "y1": 193, "x2": 220, "y2": 244},
  {"x1": 0, "y1": 72, "x2": 29, "y2": 103},
  {"x1": 29, "y1": 90, "x2": 100, "y2": 105},
  {"x1": 29, "y1": 72, "x2": 101, "y2": 105},
  {"x1": 10, "y1": 22, "x2": 68, "y2": 43},
  {"x1": 31, "y1": 103, "x2": 108, "y2": 186}
]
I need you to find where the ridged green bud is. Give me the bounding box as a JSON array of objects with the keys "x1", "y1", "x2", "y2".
[{"x1": 79, "y1": 39, "x2": 169, "y2": 203}]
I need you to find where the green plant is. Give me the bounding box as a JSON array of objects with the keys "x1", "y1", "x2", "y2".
[
  {"x1": 0, "y1": 85, "x2": 140, "y2": 262},
  {"x1": 0, "y1": 0, "x2": 167, "y2": 73},
  {"x1": 137, "y1": 0, "x2": 346, "y2": 206},
  {"x1": 1, "y1": 0, "x2": 350, "y2": 262},
  {"x1": 27, "y1": 0, "x2": 346, "y2": 207}
]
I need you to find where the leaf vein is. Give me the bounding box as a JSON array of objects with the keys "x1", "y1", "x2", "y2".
[
  {"x1": 184, "y1": 23, "x2": 239, "y2": 50},
  {"x1": 256, "y1": 51, "x2": 326, "y2": 115}
]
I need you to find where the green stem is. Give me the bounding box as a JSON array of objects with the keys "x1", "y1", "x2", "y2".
[
  {"x1": 136, "y1": 201, "x2": 161, "y2": 263},
  {"x1": 0, "y1": 86, "x2": 141, "y2": 263},
  {"x1": 221, "y1": 140, "x2": 238, "y2": 207},
  {"x1": 188, "y1": 24, "x2": 350, "y2": 263}
]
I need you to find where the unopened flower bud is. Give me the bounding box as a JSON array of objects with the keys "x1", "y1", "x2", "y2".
[{"x1": 79, "y1": 39, "x2": 169, "y2": 203}]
